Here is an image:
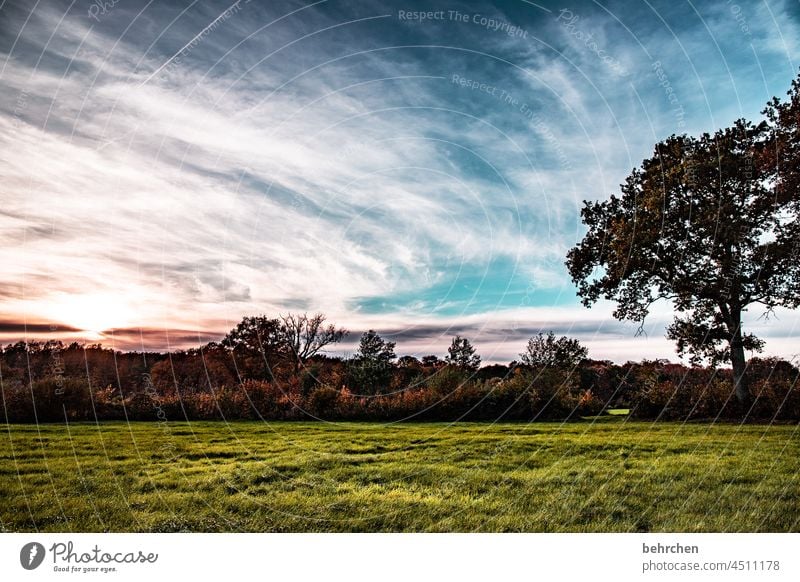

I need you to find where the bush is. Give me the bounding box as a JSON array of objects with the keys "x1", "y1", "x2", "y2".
[
  {"x1": 748, "y1": 358, "x2": 800, "y2": 420},
  {"x1": 425, "y1": 365, "x2": 468, "y2": 395},
  {"x1": 3, "y1": 339, "x2": 798, "y2": 422},
  {"x1": 306, "y1": 385, "x2": 342, "y2": 418},
  {"x1": 2, "y1": 377, "x2": 95, "y2": 422},
  {"x1": 629, "y1": 363, "x2": 736, "y2": 420}
]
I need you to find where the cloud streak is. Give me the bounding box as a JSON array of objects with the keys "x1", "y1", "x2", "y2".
[{"x1": 1, "y1": 0, "x2": 799, "y2": 362}]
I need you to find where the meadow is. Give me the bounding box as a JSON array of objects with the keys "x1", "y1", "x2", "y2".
[{"x1": 1, "y1": 419, "x2": 798, "y2": 532}]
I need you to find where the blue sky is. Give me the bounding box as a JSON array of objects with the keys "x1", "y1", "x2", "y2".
[{"x1": 2, "y1": 0, "x2": 800, "y2": 361}]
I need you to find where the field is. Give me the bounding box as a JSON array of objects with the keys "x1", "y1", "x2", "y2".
[{"x1": 1, "y1": 420, "x2": 798, "y2": 532}]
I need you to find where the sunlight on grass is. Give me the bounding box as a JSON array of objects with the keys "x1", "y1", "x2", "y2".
[{"x1": 1, "y1": 421, "x2": 797, "y2": 532}]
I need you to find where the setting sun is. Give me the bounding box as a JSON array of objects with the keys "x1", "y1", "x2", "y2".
[{"x1": 46, "y1": 293, "x2": 135, "y2": 335}]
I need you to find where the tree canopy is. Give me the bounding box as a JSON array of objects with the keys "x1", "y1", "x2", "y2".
[
  {"x1": 520, "y1": 332, "x2": 588, "y2": 370},
  {"x1": 221, "y1": 316, "x2": 284, "y2": 355},
  {"x1": 350, "y1": 330, "x2": 397, "y2": 393},
  {"x1": 221, "y1": 313, "x2": 348, "y2": 376},
  {"x1": 279, "y1": 313, "x2": 348, "y2": 373},
  {"x1": 566, "y1": 73, "x2": 800, "y2": 403},
  {"x1": 445, "y1": 336, "x2": 481, "y2": 372}
]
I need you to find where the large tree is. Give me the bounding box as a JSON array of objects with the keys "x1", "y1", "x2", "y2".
[
  {"x1": 222, "y1": 313, "x2": 348, "y2": 377},
  {"x1": 279, "y1": 312, "x2": 348, "y2": 374},
  {"x1": 220, "y1": 315, "x2": 286, "y2": 379},
  {"x1": 763, "y1": 74, "x2": 800, "y2": 268},
  {"x1": 222, "y1": 316, "x2": 284, "y2": 353},
  {"x1": 445, "y1": 336, "x2": 481, "y2": 372},
  {"x1": 355, "y1": 330, "x2": 397, "y2": 365},
  {"x1": 566, "y1": 116, "x2": 799, "y2": 403},
  {"x1": 350, "y1": 330, "x2": 396, "y2": 393},
  {"x1": 520, "y1": 332, "x2": 588, "y2": 370}
]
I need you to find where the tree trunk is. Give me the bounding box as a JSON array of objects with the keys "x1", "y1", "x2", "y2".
[{"x1": 729, "y1": 315, "x2": 749, "y2": 404}]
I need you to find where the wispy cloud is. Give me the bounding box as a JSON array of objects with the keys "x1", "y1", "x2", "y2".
[{"x1": 2, "y1": 0, "x2": 799, "y2": 361}]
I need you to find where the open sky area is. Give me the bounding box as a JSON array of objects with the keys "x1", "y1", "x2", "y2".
[{"x1": 2, "y1": 0, "x2": 800, "y2": 362}]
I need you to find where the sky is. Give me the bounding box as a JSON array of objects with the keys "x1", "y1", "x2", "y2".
[{"x1": 1, "y1": 0, "x2": 800, "y2": 363}]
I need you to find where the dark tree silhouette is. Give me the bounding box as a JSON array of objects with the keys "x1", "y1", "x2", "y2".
[
  {"x1": 279, "y1": 312, "x2": 348, "y2": 373},
  {"x1": 221, "y1": 316, "x2": 284, "y2": 353},
  {"x1": 421, "y1": 355, "x2": 443, "y2": 368},
  {"x1": 762, "y1": 74, "x2": 800, "y2": 289},
  {"x1": 220, "y1": 315, "x2": 285, "y2": 379},
  {"x1": 350, "y1": 330, "x2": 396, "y2": 393},
  {"x1": 520, "y1": 332, "x2": 588, "y2": 370},
  {"x1": 445, "y1": 336, "x2": 481, "y2": 372},
  {"x1": 566, "y1": 114, "x2": 800, "y2": 403},
  {"x1": 355, "y1": 330, "x2": 396, "y2": 364},
  {"x1": 397, "y1": 355, "x2": 422, "y2": 369}
]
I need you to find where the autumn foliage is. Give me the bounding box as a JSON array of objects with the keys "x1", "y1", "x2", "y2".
[{"x1": 1, "y1": 338, "x2": 797, "y2": 423}]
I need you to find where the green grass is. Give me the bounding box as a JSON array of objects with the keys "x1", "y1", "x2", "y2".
[{"x1": 1, "y1": 420, "x2": 798, "y2": 532}]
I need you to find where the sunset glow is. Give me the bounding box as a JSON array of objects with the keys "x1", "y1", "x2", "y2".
[
  {"x1": 44, "y1": 293, "x2": 136, "y2": 335},
  {"x1": 2, "y1": 0, "x2": 799, "y2": 360}
]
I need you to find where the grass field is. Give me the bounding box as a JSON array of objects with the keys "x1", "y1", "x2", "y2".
[{"x1": 1, "y1": 420, "x2": 798, "y2": 532}]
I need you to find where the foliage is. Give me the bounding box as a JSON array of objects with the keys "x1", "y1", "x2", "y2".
[
  {"x1": 445, "y1": 336, "x2": 481, "y2": 372},
  {"x1": 397, "y1": 355, "x2": 422, "y2": 368},
  {"x1": 220, "y1": 315, "x2": 286, "y2": 379},
  {"x1": 566, "y1": 115, "x2": 799, "y2": 402},
  {"x1": 2, "y1": 340, "x2": 798, "y2": 423},
  {"x1": 279, "y1": 312, "x2": 348, "y2": 373},
  {"x1": 520, "y1": 332, "x2": 588, "y2": 370},
  {"x1": 425, "y1": 364, "x2": 467, "y2": 395},
  {"x1": 763, "y1": 73, "x2": 800, "y2": 236},
  {"x1": 349, "y1": 330, "x2": 396, "y2": 394},
  {"x1": 421, "y1": 355, "x2": 443, "y2": 368}
]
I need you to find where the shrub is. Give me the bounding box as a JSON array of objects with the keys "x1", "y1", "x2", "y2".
[
  {"x1": 425, "y1": 365, "x2": 468, "y2": 395},
  {"x1": 748, "y1": 358, "x2": 800, "y2": 420},
  {"x1": 306, "y1": 385, "x2": 342, "y2": 418}
]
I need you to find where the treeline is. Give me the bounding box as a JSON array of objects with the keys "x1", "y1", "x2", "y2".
[{"x1": 1, "y1": 314, "x2": 798, "y2": 423}]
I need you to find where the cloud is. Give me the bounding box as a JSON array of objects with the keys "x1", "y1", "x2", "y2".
[
  {"x1": 0, "y1": 320, "x2": 80, "y2": 333},
  {"x1": 1, "y1": 0, "x2": 798, "y2": 362}
]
